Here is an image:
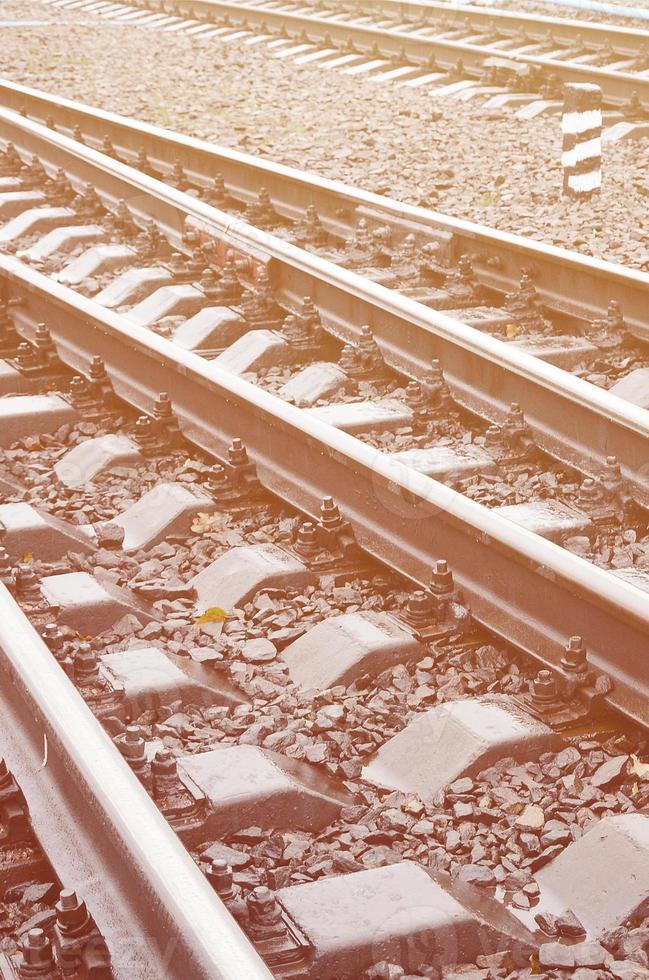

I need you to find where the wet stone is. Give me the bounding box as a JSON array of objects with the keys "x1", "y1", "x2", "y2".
[{"x1": 242, "y1": 638, "x2": 277, "y2": 663}]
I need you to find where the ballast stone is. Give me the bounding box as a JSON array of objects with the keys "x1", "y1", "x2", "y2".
[
  {"x1": 99, "y1": 645, "x2": 243, "y2": 713},
  {"x1": 0, "y1": 394, "x2": 76, "y2": 446},
  {"x1": 609, "y1": 367, "x2": 649, "y2": 410},
  {"x1": 124, "y1": 283, "x2": 205, "y2": 328},
  {"x1": 533, "y1": 814, "x2": 649, "y2": 937},
  {"x1": 308, "y1": 398, "x2": 414, "y2": 434},
  {"x1": 0, "y1": 502, "x2": 95, "y2": 561},
  {"x1": 39, "y1": 571, "x2": 154, "y2": 634},
  {"x1": 177, "y1": 744, "x2": 352, "y2": 834},
  {"x1": 276, "y1": 862, "x2": 525, "y2": 979},
  {"x1": 280, "y1": 362, "x2": 349, "y2": 408},
  {"x1": 362, "y1": 696, "x2": 563, "y2": 798},
  {"x1": 388, "y1": 443, "x2": 497, "y2": 482},
  {"x1": 494, "y1": 499, "x2": 593, "y2": 542},
  {"x1": 282, "y1": 611, "x2": 424, "y2": 691},
  {"x1": 54, "y1": 434, "x2": 143, "y2": 488},
  {"x1": 103, "y1": 482, "x2": 217, "y2": 552},
  {"x1": 172, "y1": 306, "x2": 246, "y2": 351},
  {"x1": 190, "y1": 543, "x2": 315, "y2": 614}
]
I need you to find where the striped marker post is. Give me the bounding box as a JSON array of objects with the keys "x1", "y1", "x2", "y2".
[{"x1": 561, "y1": 82, "x2": 602, "y2": 197}]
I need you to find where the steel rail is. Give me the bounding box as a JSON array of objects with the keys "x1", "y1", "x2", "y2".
[
  {"x1": 132, "y1": 0, "x2": 649, "y2": 105},
  {"x1": 320, "y1": 0, "x2": 649, "y2": 52},
  {"x1": 0, "y1": 583, "x2": 274, "y2": 980},
  {"x1": 4, "y1": 77, "x2": 649, "y2": 345},
  {"x1": 2, "y1": 106, "x2": 649, "y2": 507},
  {"x1": 3, "y1": 256, "x2": 649, "y2": 728}
]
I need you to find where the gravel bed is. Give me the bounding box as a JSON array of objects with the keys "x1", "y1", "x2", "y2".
[{"x1": 2, "y1": 2, "x2": 649, "y2": 271}]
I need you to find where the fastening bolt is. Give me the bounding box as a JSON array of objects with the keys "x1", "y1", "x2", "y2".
[
  {"x1": 151, "y1": 748, "x2": 176, "y2": 779},
  {"x1": 55, "y1": 889, "x2": 90, "y2": 933},
  {"x1": 320, "y1": 496, "x2": 343, "y2": 530},
  {"x1": 429, "y1": 559, "x2": 454, "y2": 595},
  {"x1": 133, "y1": 416, "x2": 154, "y2": 440},
  {"x1": 578, "y1": 477, "x2": 601, "y2": 503},
  {"x1": 119, "y1": 725, "x2": 146, "y2": 760},
  {"x1": 531, "y1": 669, "x2": 558, "y2": 703},
  {"x1": 208, "y1": 858, "x2": 234, "y2": 897},
  {"x1": 20, "y1": 927, "x2": 55, "y2": 971},
  {"x1": 88, "y1": 356, "x2": 108, "y2": 382},
  {"x1": 296, "y1": 521, "x2": 319, "y2": 552},
  {"x1": 508, "y1": 402, "x2": 525, "y2": 427},
  {"x1": 429, "y1": 359, "x2": 444, "y2": 385},
  {"x1": 405, "y1": 589, "x2": 434, "y2": 622},
  {"x1": 228, "y1": 439, "x2": 248, "y2": 467},
  {"x1": 485, "y1": 424, "x2": 502, "y2": 446},
  {"x1": 74, "y1": 642, "x2": 98, "y2": 681},
  {"x1": 153, "y1": 391, "x2": 173, "y2": 420},
  {"x1": 68, "y1": 375, "x2": 88, "y2": 398},
  {"x1": 13, "y1": 565, "x2": 41, "y2": 599},
  {"x1": 561, "y1": 635, "x2": 588, "y2": 672}
]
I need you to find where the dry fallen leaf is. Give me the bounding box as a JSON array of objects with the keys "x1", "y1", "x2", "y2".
[
  {"x1": 194, "y1": 607, "x2": 228, "y2": 625},
  {"x1": 506, "y1": 322, "x2": 519, "y2": 339},
  {"x1": 21, "y1": 553, "x2": 32, "y2": 564},
  {"x1": 631, "y1": 754, "x2": 649, "y2": 780},
  {"x1": 191, "y1": 512, "x2": 218, "y2": 534}
]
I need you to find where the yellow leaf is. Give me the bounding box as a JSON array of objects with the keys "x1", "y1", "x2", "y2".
[
  {"x1": 631, "y1": 754, "x2": 649, "y2": 780},
  {"x1": 194, "y1": 607, "x2": 228, "y2": 625},
  {"x1": 191, "y1": 512, "x2": 218, "y2": 534},
  {"x1": 506, "y1": 322, "x2": 519, "y2": 339},
  {"x1": 21, "y1": 552, "x2": 32, "y2": 564},
  {"x1": 633, "y1": 782, "x2": 639, "y2": 795}
]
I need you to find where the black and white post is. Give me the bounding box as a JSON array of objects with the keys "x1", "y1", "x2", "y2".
[{"x1": 561, "y1": 82, "x2": 602, "y2": 197}]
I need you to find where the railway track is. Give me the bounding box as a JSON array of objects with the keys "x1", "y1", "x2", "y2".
[
  {"x1": 1, "y1": 80, "x2": 649, "y2": 977},
  {"x1": 2, "y1": 83, "x2": 649, "y2": 713},
  {"x1": 43, "y1": 0, "x2": 649, "y2": 114}
]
